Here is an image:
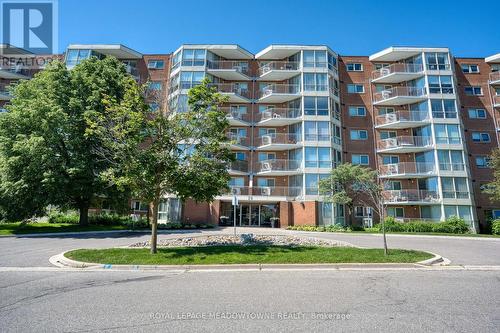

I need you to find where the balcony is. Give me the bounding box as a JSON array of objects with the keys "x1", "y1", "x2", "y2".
[
  {"x1": 377, "y1": 136, "x2": 433, "y2": 153},
  {"x1": 228, "y1": 160, "x2": 249, "y2": 175},
  {"x1": 373, "y1": 87, "x2": 427, "y2": 106},
  {"x1": 494, "y1": 95, "x2": 500, "y2": 108},
  {"x1": 256, "y1": 133, "x2": 301, "y2": 151},
  {"x1": 257, "y1": 84, "x2": 300, "y2": 103},
  {"x1": 372, "y1": 63, "x2": 424, "y2": 84},
  {"x1": 0, "y1": 67, "x2": 30, "y2": 79},
  {"x1": 375, "y1": 110, "x2": 430, "y2": 129},
  {"x1": 210, "y1": 83, "x2": 251, "y2": 103},
  {"x1": 0, "y1": 84, "x2": 12, "y2": 100},
  {"x1": 226, "y1": 133, "x2": 250, "y2": 150},
  {"x1": 382, "y1": 190, "x2": 440, "y2": 205},
  {"x1": 206, "y1": 60, "x2": 251, "y2": 81},
  {"x1": 255, "y1": 108, "x2": 302, "y2": 126},
  {"x1": 220, "y1": 107, "x2": 251, "y2": 126},
  {"x1": 258, "y1": 61, "x2": 300, "y2": 81},
  {"x1": 489, "y1": 71, "x2": 500, "y2": 85},
  {"x1": 222, "y1": 186, "x2": 302, "y2": 199},
  {"x1": 255, "y1": 159, "x2": 302, "y2": 176},
  {"x1": 379, "y1": 162, "x2": 436, "y2": 179}
]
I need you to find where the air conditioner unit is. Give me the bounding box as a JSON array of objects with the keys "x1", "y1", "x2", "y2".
[
  {"x1": 388, "y1": 164, "x2": 399, "y2": 174},
  {"x1": 395, "y1": 217, "x2": 404, "y2": 223},
  {"x1": 386, "y1": 137, "x2": 398, "y2": 147},
  {"x1": 380, "y1": 68, "x2": 390, "y2": 76},
  {"x1": 272, "y1": 113, "x2": 281, "y2": 119},
  {"x1": 263, "y1": 110, "x2": 273, "y2": 119},
  {"x1": 262, "y1": 135, "x2": 273, "y2": 145},
  {"x1": 261, "y1": 162, "x2": 272, "y2": 171},
  {"x1": 381, "y1": 90, "x2": 391, "y2": 99},
  {"x1": 231, "y1": 187, "x2": 241, "y2": 195},
  {"x1": 261, "y1": 187, "x2": 271, "y2": 196},
  {"x1": 262, "y1": 65, "x2": 271, "y2": 73},
  {"x1": 263, "y1": 88, "x2": 273, "y2": 96},
  {"x1": 385, "y1": 113, "x2": 397, "y2": 122},
  {"x1": 230, "y1": 110, "x2": 240, "y2": 119}
]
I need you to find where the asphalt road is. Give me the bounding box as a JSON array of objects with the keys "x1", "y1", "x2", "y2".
[
  {"x1": 0, "y1": 227, "x2": 500, "y2": 267},
  {"x1": 0, "y1": 269, "x2": 499, "y2": 332},
  {"x1": 1, "y1": 228, "x2": 500, "y2": 332}
]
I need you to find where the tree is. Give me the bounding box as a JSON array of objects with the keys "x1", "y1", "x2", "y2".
[
  {"x1": 485, "y1": 148, "x2": 500, "y2": 201},
  {"x1": 319, "y1": 163, "x2": 389, "y2": 255},
  {"x1": 0, "y1": 57, "x2": 144, "y2": 224},
  {"x1": 87, "y1": 78, "x2": 232, "y2": 253}
]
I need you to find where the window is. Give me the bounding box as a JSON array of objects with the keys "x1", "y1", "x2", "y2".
[
  {"x1": 305, "y1": 147, "x2": 331, "y2": 168},
  {"x1": 149, "y1": 103, "x2": 159, "y2": 112},
  {"x1": 147, "y1": 59, "x2": 165, "y2": 69},
  {"x1": 434, "y1": 124, "x2": 461, "y2": 144},
  {"x1": 350, "y1": 130, "x2": 368, "y2": 140},
  {"x1": 303, "y1": 50, "x2": 327, "y2": 68},
  {"x1": 438, "y1": 150, "x2": 464, "y2": 171},
  {"x1": 471, "y1": 132, "x2": 491, "y2": 143},
  {"x1": 348, "y1": 106, "x2": 366, "y2": 117},
  {"x1": 430, "y1": 99, "x2": 456, "y2": 118},
  {"x1": 257, "y1": 178, "x2": 275, "y2": 187},
  {"x1": 428, "y1": 75, "x2": 453, "y2": 94},
  {"x1": 351, "y1": 154, "x2": 369, "y2": 165},
  {"x1": 304, "y1": 97, "x2": 329, "y2": 116},
  {"x1": 347, "y1": 84, "x2": 364, "y2": 93},
  {"x1": 464, "y1": 86, "x2": 482, "y2": 96},
  {"x1": 380, "y1": 131, "x2": 396, "y2": 140},
  {"x1": 327, "y1": 52, "x2": 337, "y2": 70},
  {"x1": 444, "y1": 205, "x2": 472, "y2": 222},
  {"x1": 303, "y1": 73, "x2": 327, "y2": 91},
  {"x1": 441, "y1": 178, "x2": 469, "y2": 199},
  {"x1": 387, "y1": 207, "x2": 404, "y2": 218},
  {"x1": 181, "y1": 49, "x2": 206, "y2": 66},
  {"x1": 148, "y1": 81, "x2": 162, "y2": 91},
  {"x1": 475, "y1": 156, "x2": 491, "y2": 168},
  {"x1": 229, "y1": 177, "x2": 245, "y2": 187},
  {"x1": 346, "y1": 63, "x2": 363, "y2": 71},
  {"x1": 382, "y1": 155, "x2": 399, "y2": 164},
  {"x1": 468, "y1": 108, "x2": 486, "y2": 119},
  {"x1": 131, "y1": 201, "x2": 148, "y2": 212},
  {"x1": 171, "y1": 51, "x2": 181, "y2": 70},
  {"x1": 229, "y1": 128, "x2": 247, "y2": 138},
  {"x1": 258, "y1": 128, "x2": 276, "y2": 137},
  {"x1": 179, "y1": 71, "x2": 205, "y2": 89},
  {"x1": 305, "y1": 173, "x2": 329, "y2": 195},
  {"x1": 355, "y1": 206, "x2": 372, "y2": 218},
  {"x1": 461, "y1": 64, "x2": 479, "y2": 73},
  {"x1": 305, "y1": 121, "x2": 330, "y2": 141},
  {"x1": 384, "y1": 181, "x2": 402, "y2": 191},
  {"x1": 65, "y1": 49, "x2": 91, "y2": 67},
  {"x1": 425, "y1": 52, "x2": 450, "y2": 70},
  {"x1": 258, "y1": 152, "x2": 276, "y2": 161},
  {"x1": 230, "y1": 105, "x2": 247, "y2": 119},
  {"x1": 234, "y1": 152, "x2": 246, "y2": 161}
]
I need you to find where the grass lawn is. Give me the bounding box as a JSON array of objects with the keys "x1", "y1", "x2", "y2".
[
  {"x1": 0, "y1": 222, "x2": 141, "y2": 236},
  {"x1": 65, "y1": 246, "x2": 433, "y2": 265}
]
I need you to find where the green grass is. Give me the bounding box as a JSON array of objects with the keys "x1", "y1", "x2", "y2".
[
  {"x1": 65, "y1": 245, "x2": 433, "y2": 265},
  {"x1": 0, "y1": 222, "x2": 138, "y2": 236}
]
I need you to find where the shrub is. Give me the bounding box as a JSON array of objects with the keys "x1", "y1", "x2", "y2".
[
  {"x1": 491, "y1": 220, "x2": 500, "y2": 235},
  {"x1": 433, "y1": 216, "x2": 470, "y2": 234},
  {"x1": 48, "y1": 213, "x2": 79, "y2": 224},
  {"x1": 382, "y1": 216, "x2": 469, "y2": 234}
]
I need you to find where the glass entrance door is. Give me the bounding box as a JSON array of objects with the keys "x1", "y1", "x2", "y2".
[{"x1": 240, "y1": 205, "x2": 260, "y2": 226}]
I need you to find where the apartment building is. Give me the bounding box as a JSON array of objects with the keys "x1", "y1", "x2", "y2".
[{"x1": 1, "y1": 43, "x2": 499, "y2": 231}]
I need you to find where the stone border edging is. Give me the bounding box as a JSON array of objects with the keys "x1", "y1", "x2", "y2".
[{"x1": 50, "y1": 249, "x2": 447, "y2": 271}]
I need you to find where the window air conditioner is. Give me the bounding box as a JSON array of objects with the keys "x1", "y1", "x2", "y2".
[
  {"x1": 385, "y1": 113, "x2": 397, "y2": 122},
  {"x1": 386, "y1": 137, "x2": 398, "y2": 147},
  {"x1": 381, "y1": 90, "x2": 391, "y2": 99},
  {"x1": 262, "y1": 187, "x2": 271, "y2": 196},
  {"x1": 262, "y1": 135, "x2": 273, "y2": 145},
  {"x1": 380, "y1": 68, "x2": 390, "y2": 76},
  {"x1": 261, "y1": 162, "x2": 272, "y2": 171}
]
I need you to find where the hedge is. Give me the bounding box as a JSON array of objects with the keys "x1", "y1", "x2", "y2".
[{"x1": 492, "y1": 220, "x2": 500, "y2": 235}]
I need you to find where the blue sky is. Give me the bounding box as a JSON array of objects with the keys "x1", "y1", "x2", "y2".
[{"x1": 59, "y1": 0, "x2": 500, "y2": 57}]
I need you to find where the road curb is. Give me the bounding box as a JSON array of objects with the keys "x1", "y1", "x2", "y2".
[{"x1": 50, "y1": 249, "x2": 446, "y2": 272}]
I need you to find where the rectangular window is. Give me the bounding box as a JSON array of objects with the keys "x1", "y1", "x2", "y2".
[
  {"x1": 461, "y1": 64, "x2": 479, "y2": 73},
  {"x1": 148, "y1": 81, "x2": 162, "y2": 91},
  {"x1": 380, "y1": 131, "x2": 397, "y2": 140},
  {"x1": 305, "y1": 121, "x2": 330, "y2": 141},
  {"x1": 304, "y1": 97, "x2": 328, "y2": 116},
  {"x1": 425, "y1": 52, "x2": 450, "y2": 70},
  {"x1": 382, "y1": 155, "x2": 399, "y2": 164},
  {"x1": 304, "y1": 73, "x2": 328, "y2": 91},
  {"x1": 464, "y1": 86, "x2": 482, "y2": 96},
  {"x1": 257, "y1": 178, "x2": 275, "y2": 187},
  {"x1": 430, "y1": 99, "x2": 457, "y2": 118},
  {"x1": 305, "y1": 147, "x2": 331, "y2": 168},
  {"x1": 475, "y1": 156, "x2": 491, "y2": 168},
  {"x1": 147, "y1": 60, "x2": 165, "y2": 69},
  {"x1": 387, "y1": 207, "x2": 404, "y2": 218},
  {"x1": 346, "y1": 63, "x2": 363, "y2": 71},
  {"x1": 350, "y1": 130, "x2": 368, "y2": 140},
  {"x1": 348, "y1": 106, "x2": 366, "y2": 117},
  {"x1": 355, "y1": 206, "x2": 372, "y2": 218},
  {"x1": 347, "y1": 84, "x2": 364, "y2": 93},
  {"x1": 468, "y1": 108, "x2": 486, "y2": 119},
  {"x1": 428, "y1": 75, "x2": 453, "y2": 94},
  {"x1": 351, "y1": 154, "x2": 369, "y2": 165},
  {"x1": 471, "y1": 132, "x2": 491, "y2": 143},
  {"x1": 303, "y1": 50, "x2": 327, "y2": 68}
]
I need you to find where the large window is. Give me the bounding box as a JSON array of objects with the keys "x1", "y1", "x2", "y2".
[
  {"x1": 303, "y1": 73, "x2": 327, "y2": 91},
  {"x1": 425, "y1": 52, "x2": 450, "y2": 70},
  {"x1": 65, "y1": 49, "x2": 91, "y2": 67},
  {"x1": 437, "y1": 150, "x2": 464, "y2": 171},
  {"x1": 351, "y1": 154, "x2": 369, "y2": 165},
  {"x1": 305, "y1": 121, "x2": 330, "y2": 141},
  {"x1": 434, "y1": 124, "x2": 461, "y2": 144},
  {"x1": 471, "y1": 132, "x2": 491, "y2": 143},
  {"x1": 304, "y1": 97, "x2": 329, "y2": 116},
  {"x1": 428, "y1": 75, "x2": 453, "y2": 94},
  {"x1": 461, "y1": 64, "x2": 479, "y2": 73},
  {"x1": 346, "y1": 63, "x2": 363, "y2": 71},
  {"x1": 387, "y1": 207, "x2": 404, "y2": 218},
  {"x1": 441, "y1": 177, "x2": 469, "y2": 199},
  {"x1": 444, "y1": 205, "x2": 472, "y2": 222},
  {"x1": 180, "y1": 71, "x2": 205, "y2": 89},
  {"x1": 468, "y1": 108, "x2": 486, "y2": 119},
  {"x1": 181, "y1": 49, "x2": 206, "y2": 66},
  {"x1": 348, "y1": 106, "x2": 366, "y2": 117},
  {"x1": 148, "y1": 59, "x2": 165, "y2": 69},
  {"x1": 475, "y1": 156, "x2": 490, "y2": 168},
  {"x1": 305, "y1": 173, "x2": 329, "y2": 195},
  {"x1": 465, "y1": 86, "x2": 482, "y2": 96},
  {"x1": 430, "y1": 99, "x2": 456, "y2": 118},
  {"x1": 350, "y1": 129, "x2": 368, "y2": 140},
  {"x1": 303, "y1": 50, "x2": 327, "y2": 68},
  {"x1": 305, "y1": 147, "x2": 331, "y2": 168}
]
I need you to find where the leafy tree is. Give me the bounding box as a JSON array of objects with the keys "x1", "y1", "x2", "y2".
[
  {"x1": 319, "y1": 163, "x2": 389, "y2": 254},
  {"x1": 87, "y1": 78, "x2": 232, "y2": 253},
  {"x1": 0, "y1": 57, "x2": 144, "y2": 224},
  {"x1": 485, "y1": 148, "x2": 500, "y2": 201}
]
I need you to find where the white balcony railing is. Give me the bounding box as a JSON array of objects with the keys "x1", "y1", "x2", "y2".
[
  {"x1": 383, "y1": 190, "x2": 440, "y2": 203},
  {"x1": 379, "y1": 162, "x2": 436, "y2": 177},
  {"x1": 377, "y1": 136, "x2": 433, "y2": 151}
]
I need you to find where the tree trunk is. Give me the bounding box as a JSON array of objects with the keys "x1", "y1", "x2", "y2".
[
  {"x1": 79, "y1": 202, "x2": 90, "y2": 226},
  {"x1": 380, "y1": 206, "x2": 389, "y2": 255},
  {"x1": 150, "y1": 199, "x2": 159, "y2": 254}
]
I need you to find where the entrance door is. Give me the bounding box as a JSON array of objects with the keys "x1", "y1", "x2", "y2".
[{"x1": 240, "y1": 205, "x2": 260, "y2": 226}]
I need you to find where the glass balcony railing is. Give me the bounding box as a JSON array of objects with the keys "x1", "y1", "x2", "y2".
[
  {"x1": 375, "y1": 110, "x2": 430, "y2": 127},
  {"x1": 377, "y1": 136, "x2": 433, "y2": 151},
  {"x1": 494, "y1": 95, "x2": 500, "y2": 107},
  {"x1": 373, "y1": 87, "x2": 427, "y2": 103},
  {"x1": 256, "y1": 108, "x2": 302, "y2": 122},
  {"x1": 211, "y1": 83, "x2": 252, "y2": 99},
  {"x1": 435, "y1": 136, "x2": 462, "y2": 145},
  {"x1": 489, "y1": 71, "x2": 500, "y2": 84},
  {"x1": 258, "y1": 84, "x2": 300, "y2": 98},
  {"x1": 228, "y1": 160, "x2": 249, "y2": 173},
  {"x1": 379, "y1": 162, "x2": 436, "y2": 177},
  {"x1": 219, "y1": 107, "x2": 252, "y2": 123},
  {"x1": 226, "y1": 133, "x2": 250, "y2": 147},
  {"x1": 225, "y1": 186, "x2": 302, "y2": 197},
  {"x1": 258, "y1": 61, "x2": 300, "y2": 75},
  {"x1": 256, "y1": 133, "x2": 301, "y2": 147},
  {"x1": 255, "y1": 159, "x2": 301, "y2": 173},
  {"x1": 372, "y1": 63, "x2": 424, "y2": 80},
  {"x1": 382, "y1": 190, "x2": 440, "y2": 203},
  {"x1": 207, "y1": 60, "x2": 250, "y2": 76}
]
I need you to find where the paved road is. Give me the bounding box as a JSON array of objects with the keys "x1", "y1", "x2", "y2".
[
  {"x1": 0, "y1": 227, "x2": 499, "y2": 267},
  {"x1": 0, "y1": 269, "x2": 499, "y2": 332}
]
